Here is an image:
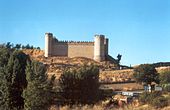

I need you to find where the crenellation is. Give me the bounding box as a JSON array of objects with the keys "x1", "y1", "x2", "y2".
[{"x1": 45, "y1": 33, "x2": 110, "y2": 62}]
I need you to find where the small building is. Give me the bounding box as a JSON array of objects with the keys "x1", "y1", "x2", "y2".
[{"x1": 144, "y1": 85, "x2": 162, "y2": 92}]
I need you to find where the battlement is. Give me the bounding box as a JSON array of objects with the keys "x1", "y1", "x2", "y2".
[
  {"x1": 57, "y1": 40, "x2": 94, "y2": 45},
  {"x1": 95, "y1": 34, "x2": 105, "y2": 38},
  {"x1": 45, "y1": 33, "x2": 109, "y2": 62},
  {"x1": 49, "y1": 35, "x2": 94, "y2": 45},
  {"x1": 45, "y1": 32, "x2": 53, "y2": 36}
]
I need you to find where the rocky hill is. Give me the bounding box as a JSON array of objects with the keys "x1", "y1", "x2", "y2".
[
  {"x1": 22, "y1": 49, "x2": 118, "y2": 78},
  {"x1": 22, "y1": 49, "x2": 170, "y2": 83}
]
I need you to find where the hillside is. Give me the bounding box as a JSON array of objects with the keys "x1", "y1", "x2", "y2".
[
  {"x1": 22, "y1": 49, "x2": 170, "y2": 82},
  {"x1": 22, "y1": 49, "x2": 117, "y2": 78}
]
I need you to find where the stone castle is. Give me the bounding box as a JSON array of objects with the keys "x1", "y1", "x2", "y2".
[{"x1": 45, "y1": 33, "x2": 110, "y2": 62}]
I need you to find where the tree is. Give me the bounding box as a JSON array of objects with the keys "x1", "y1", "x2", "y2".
[
  {"x1": 0, "y1": 50, "x2": 29, "y2": 110},
  {"x1": 159, "y1": 71, "x2": 170, "y2": 91},
  {"x1": 23, "y1": 61, "x2": 55, "y2": 110},
  {"x1": 133, "y1": 64, "x2": 160, "y2": 92},
  {"x1": 15, "y1": 44, "x2": 21, "y2": 50},
  {"x1": 0, "y1": 47, "x2": 11, "y2": 67},
  {"x1": 58, "y1": 64, "x2": 100, "y2": 105},
  {"x1": 117, "y1": 54, "x2": 122, "y2": 63},
  {"x1": 22, "y1": 45, "x2": 25, "y2": 49},
  {"x1": 116, "y1": 54, "x2": 122, "y2": 69},
  {"x1": 5, "y1": 42, "x2": 13, "y2": 49},
  {"x1": 160, "y1": 71, "x2": 170, "y2": 84},
  {"x1": 37, "y1": 47, "x2": 41, "y2": 50},
  {"x1": 0, "y1": 47, "x2": 11, "y2": 109},
  {"x1": 25, "y1": 44, "x2": 31, "y2": 49}
]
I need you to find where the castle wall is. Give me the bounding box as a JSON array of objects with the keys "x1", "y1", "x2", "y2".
[
  {"x1": 68, "y1": 43, "x2": 94, "y2": 58},
  {"x1": 52, "y1": 43, "x2": 68, "y2": 56},
  {"x1": 45, "y1": 33, "x2": 109, "y2": 62},
  {"x1": 51, "y1": 42, "x2": 94, "y2": 59}
]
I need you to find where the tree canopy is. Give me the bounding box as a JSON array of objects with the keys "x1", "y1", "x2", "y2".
[
  {"x1": 23, "y1": 61, "x2": 55, "y2": 110},
  {"x1": 58, "y1": 64, "x2": 100, "y2": 105},
  {"x1": 133, "y1": 64, "x2": 160, "y2": 86}
]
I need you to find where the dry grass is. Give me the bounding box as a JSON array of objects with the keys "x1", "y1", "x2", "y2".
[
  {"x1": 49, "y1": 104, "x2": 170, "y2": 110},
  {"x1": 102, "y1": 83, "x2": 143, "y2": 91},
  {"x1": 156, "y1": 66, "x2": 170, "y2": 73}
]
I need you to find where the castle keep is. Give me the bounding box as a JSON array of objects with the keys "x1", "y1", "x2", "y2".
[{"x1": 45, "y1": 33, "x2": 109, "y2": 62}]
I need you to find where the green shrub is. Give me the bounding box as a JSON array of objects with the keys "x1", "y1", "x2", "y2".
[
  {"x1": 58, "y1": 64, "x2": 100, "y2": 105},
  {"x1": 139, "y1": 91, "x2": 162, "y2": 104},
  {"x1": 162, "y1": 84, "x2": 170, "y2": 92},
  {"x1": 139, "y1": 91, "x2": 169, "y2": 108},
  {"x1": 160, "y1": 71, "x2": 170, "y2": 84},
  {"x1": 150, "y1": 96, "x2": 168, "y2": 108}
]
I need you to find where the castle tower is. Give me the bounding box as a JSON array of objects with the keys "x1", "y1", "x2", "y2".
[
  {"x1": 94, "y1": 35, "x2": 105, "y2": 61},
  {"x1": 45, "y1": 33, "x2": 53, "y2": 57},
  {"x1": 104, "y1": 38, "x2": 109, "y2": 56}
]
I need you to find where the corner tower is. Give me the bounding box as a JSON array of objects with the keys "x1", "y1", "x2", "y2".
[
  {"x1": 104, "y1": 38, "x2": 109, "y2": 56},
  {"x1": 45, "y1": 33, "x2": 53, "y2": 57},
  {"x1": 94, "y1": 35, "x2": 105, "y2": 61}
]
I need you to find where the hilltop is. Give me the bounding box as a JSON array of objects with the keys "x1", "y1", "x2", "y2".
[{"x1": 22, "y1": 49, "x2": 170, "y2": 83}]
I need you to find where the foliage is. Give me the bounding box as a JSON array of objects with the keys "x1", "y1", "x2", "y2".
[
  {"x1": 117, "y1": 54, "x2": 122, "y2": 64},
  {"x1": 0, "y1": 47, "x2": 11, "y2": 67},
  {"x1": 139, "y1": 91, "x2": 162, "y2": 104},
  {"x1": 162, "y1": 84, "x2": 170, "y2": 92},
  {"x1": 139, "y1": 91, "x2": 168, "y2": 108},
  {"x1": 0, "y1": 45, "x2": 53, "y2": 109},
  {"x1": 5, "y1": 42, "x2": 13, "y2": 49},
  {"x1": 23, "y1": 61, "x2": 55, "y2": 110},
  {"x1": 160, "y1": 71, "x2": 170, "y2": 84},
  {"x1": 1, "y1": 42, "x2": 41, "y2": 50},
  {"x1": 58, "y1": 64, "x2": 100, "y2": 105},
  {"x1": 133, "y1": 64, "x2": 160, "y2": 88},
  {"x1": 159, "y1": 70, "x2": 170, "y2": 92},
  {"x1": 22, "y1": 44, "x2": 40, "y2": 50},
  {"x1": 0, "y1": 49, "x2": 29, "y2": 110},
  {"x1": 150, "y1": 96, "x2": 168, "y2": 108}
]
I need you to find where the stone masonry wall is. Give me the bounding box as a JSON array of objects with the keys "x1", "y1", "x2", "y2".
[
  {"x1": 52, "y1": 42, "x2": 94, "y2": 59},
  {"x1": 68, "y1": 43, "x2": 94, "y2": 59},
  {"x1": 45, "y1": 33, "x2": 108, "y2": 61}
]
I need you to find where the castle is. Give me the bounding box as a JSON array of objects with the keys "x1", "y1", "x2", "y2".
[{"x1": 45, "y1": 33, "x2": 109, "y2": 62}]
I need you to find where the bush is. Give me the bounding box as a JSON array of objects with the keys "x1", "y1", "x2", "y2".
[
  {"x1": 58, "y1": 64, "x2": 100, "y2": 105},
  {"x1": 160, "y1": 71, "x2": 170, "y2": 84},
  {"x1": 150, "y1": 96, "x2": 168, "y2": 108},
  {"x1": 139, "y1": 91, "x2": 162, "y2": 104},
  {"x1": 139, "y1": 91, "x2": 169, "y2": 108},
  {"x1": 162, "y1": 84, "x2": 170, "y2": 92},
  {"x1": 133, "y1": 64, "x2": 160, "y2": 92}
]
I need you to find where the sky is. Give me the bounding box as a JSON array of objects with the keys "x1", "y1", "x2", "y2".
[{"x1": 0, "y1": 0, "x2": 170, "y2": 66}]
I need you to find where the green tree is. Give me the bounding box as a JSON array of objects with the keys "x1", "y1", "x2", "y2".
[
  {"x1": 133, "y1": 64, "x2": 160, "y2": 92},
  {"x1": 58, "y1": 64, "x2": 100, "y2": 105},
  {"x1": 160, "y1": 71, "x2": 170, "y2": 91},
  {"x1": 37, "y1": 47, "x2": 41, "y2": 50},
  {"x1": 160, "y1": 71, "x2": 170, "y2": 84},
  {"x1": 0, "y1": 47, "x2": 11, "y2": 67},
  {"x1": 0, "y1": 46, "x2": 12, "y2": 109},
  {"x1": 22, "y1": 45, "x2": 26, "y2": 49},
  {"x1": 15, "y1": 44, "x2": 21, "y2": 50},
  {"x1": 5, "y1": 42, "x2": 13, "y2": 49},
  {"x1": 25, "y1": 44, "x2": 30, "y2": 49},
  {"x1": 23, "y1": 61, "x2": 55, "y2": 110},
  {"x1": 0, "y1": 50, "x2": 29, "y2": 110}
]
